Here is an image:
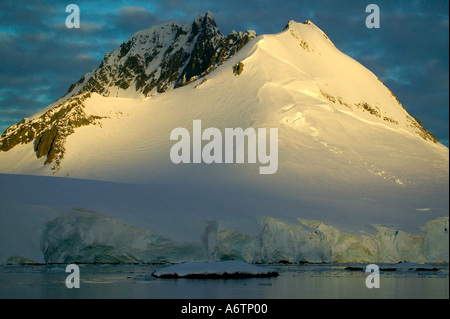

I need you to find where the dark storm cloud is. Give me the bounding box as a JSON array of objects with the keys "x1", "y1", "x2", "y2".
[
  {"x1": 107, "y1": 6, "x2": 165, "y2": 36},
  {"x1": 0, "y1": 26, "x2": 103, "y2": 114},
  {"x1": 0, "y1": 91, "x2": 44, "y2": 127},
  {"x1": 0, "y1": 0, "x2": 55, "y2": 30},
  {"x1": 0, "y1": 0, "x2": 448, "y2": 145}
]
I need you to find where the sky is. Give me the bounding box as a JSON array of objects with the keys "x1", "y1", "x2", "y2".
[{"x1": 0, "y1": 0, "x2": 448, "y2": 146}]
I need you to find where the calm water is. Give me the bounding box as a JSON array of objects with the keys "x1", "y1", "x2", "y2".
[{"x1": 0, "y1": 263, "x2": 448, "y2": 299}]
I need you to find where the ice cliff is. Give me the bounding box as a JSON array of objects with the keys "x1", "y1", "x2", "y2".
[{"x1": 34, "y1": 209, "x2": 449, "y2": 265}]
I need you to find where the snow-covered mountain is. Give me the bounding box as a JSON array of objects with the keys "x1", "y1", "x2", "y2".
[
  {"x1": 0, "y1": 13, "x2": 448, "y2": 265},
  {"x1": 66, "y1": 11, "x2": 256, "y2": 97},
  {"x1": 0, "y1": 12, "x2": 256, "y2": 170}
]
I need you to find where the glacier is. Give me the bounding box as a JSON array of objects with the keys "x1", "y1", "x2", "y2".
[
  {"x1": 1, "y1": 183, "x2": 447, "y2": 265},
  {"x1": 41, "y1": 208, "x2": 205, "y2": 264},
  {"x1": 25, "y1": 209, "x2": 450, "y2": 264}
]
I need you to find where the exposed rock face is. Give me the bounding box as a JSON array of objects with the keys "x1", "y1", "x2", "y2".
[
  {"x1": 66, "y1": 12, "x2": 257, "y2": 97},
  {"x1": 0, "y1": 12, "x2": 256, "y2": 168},
  {"x1": 0, "y1": 93, "x2": 105, "y2": 170},
  {"x1": 319, "y1": 87, "x2": 438, "y2": 144}
]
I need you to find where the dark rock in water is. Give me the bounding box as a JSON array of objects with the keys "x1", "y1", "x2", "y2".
[
  {"x1": 344, "y1": 263, "x2": 441, "y2": 272},
  {"x1": 152, "y1": 260, "x2": 279, "y2": 279},
  {"x1": 344, "y1": 266, "x2": 364, "y2": 271},
  {"x1": 415, "y1": 267, "x2": 439, "y2": 271},
  {"x1": 153, "y1": 271, "x2": 279, "y2": 279}
]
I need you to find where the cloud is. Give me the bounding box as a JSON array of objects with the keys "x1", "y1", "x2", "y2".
[{"x1": 105, "y1": 6, "x2": 165, "y2": 38}]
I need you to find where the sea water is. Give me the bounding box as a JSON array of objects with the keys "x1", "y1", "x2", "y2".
[{"x1": 0, "y1": 263, "x2": 447, "y2": 299}]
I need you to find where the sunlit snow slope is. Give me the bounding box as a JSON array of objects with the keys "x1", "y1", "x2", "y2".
[{"x1": 0, "y1": 19, "x2": 448, "y2": 264}]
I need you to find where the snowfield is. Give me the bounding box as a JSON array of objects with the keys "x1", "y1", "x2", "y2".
[{"x1": 0, "y1": 19, "x2": 448, "y2": 265}]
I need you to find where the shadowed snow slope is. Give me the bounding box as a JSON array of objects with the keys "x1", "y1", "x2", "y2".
[{"x1": 0, "y1": 18, "x2": 448, "y2": 264}]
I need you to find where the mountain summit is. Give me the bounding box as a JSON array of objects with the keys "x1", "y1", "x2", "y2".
[
  {"x1": 0, "y1": 12, "x2": 256, "y2": 169},
  {"x1": 0, "y1": 14, "x2": 448, "y2": 264},
  {"x1": 67, "y1": 11, "x2": 256, "y2": 97}
]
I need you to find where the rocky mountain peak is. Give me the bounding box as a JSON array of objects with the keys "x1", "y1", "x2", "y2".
[
  {"x1": 195, "y1": 10, "x2": 217, "y2": 29},
  {"x1": 0, "y1": 13, "x2": 257, "y2": 168},
  {"x1": 64, "y1": 12, "x2": 256, "y2": 99}
]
